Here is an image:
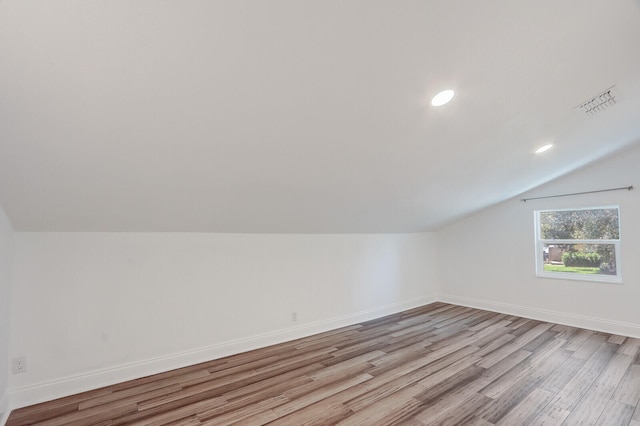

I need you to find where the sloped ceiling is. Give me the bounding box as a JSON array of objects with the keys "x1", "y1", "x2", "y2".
[{"x1": 1, "y1": 0, "x2": 640, "y2": 232}]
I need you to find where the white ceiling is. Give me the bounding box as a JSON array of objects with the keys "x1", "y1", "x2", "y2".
[{"x1": 1, "y1": 0, "x2": 640, "y2": 233}]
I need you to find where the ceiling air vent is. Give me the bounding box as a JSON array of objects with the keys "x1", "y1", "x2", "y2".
[{"x1": 575, "y1": 86, "x2": 618, "y2": 115}]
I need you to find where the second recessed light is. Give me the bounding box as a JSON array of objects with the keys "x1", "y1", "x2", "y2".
[
  {"x1": 431, "y1": 89, "x2": 455, "y2": 107},
  {"x1": 535, "y1": 144, "x2": 554, "y2": 154}
]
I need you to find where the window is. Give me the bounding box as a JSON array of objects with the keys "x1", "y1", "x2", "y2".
[{"x1": 534, "y1": 206, "x2": 621, "y2": 283}]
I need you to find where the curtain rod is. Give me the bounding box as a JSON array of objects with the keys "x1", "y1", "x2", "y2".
[{"x1": 520, "y1": 185, "x2": 633, "y2": 202}]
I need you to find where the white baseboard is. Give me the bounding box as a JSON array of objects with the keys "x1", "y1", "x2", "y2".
[
  {"x1": 438, "y1": 294, "x2": 640, "y2": 339},
  {"x1": 8, "y1": 295, "x2": 437, "y2": 410},
  {"x1": 0, "y1": 392, "x2": 10, "y2": 426}
]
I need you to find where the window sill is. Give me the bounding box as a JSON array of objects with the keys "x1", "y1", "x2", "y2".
[{"x1": 536, "y1": 271, "x2": 622, "y2": 285}]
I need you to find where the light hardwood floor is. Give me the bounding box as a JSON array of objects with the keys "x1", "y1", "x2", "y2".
[{"x1": 7, "y1": 303, "x2": 640, "y2": 425}]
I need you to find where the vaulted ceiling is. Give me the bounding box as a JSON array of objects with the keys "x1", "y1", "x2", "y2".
[{"x1": 1, "y1": 0, "x2": 639, "y2": 232}]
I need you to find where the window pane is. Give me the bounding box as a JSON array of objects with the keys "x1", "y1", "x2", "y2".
[
  {"x1": 542, "y1": 243, "x2": 618, "y2": 276},
  {"x1": 539, "y1": 208, "x2": 619, "y2": 240}
]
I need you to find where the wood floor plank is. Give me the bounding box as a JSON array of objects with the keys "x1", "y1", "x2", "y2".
[
  {"x1": 201, "y1": 375, "x2": 310, "y2": 421},
  {"x1": 265, "y1": 400, "x2": 353, "y2": 425},
  {"x1": 474, "y1": 348, "x2": 532, "y2": 390},
  {"x1": 273, "y1": 373, "x2": 373, "y2": 418},
  {"x1": 477, "y1": 375, "x2": 541, "y2": 424},
  {"x1": 527, "y1": 402, "x2": 570, "y2": 425},
  {"x1": 415, "y1": 355, "x2": 483, "y2": 393},
  {"x1": 335, "y1": 384, "x2": 423, "y2": 426},
  {"x1": 36, "y1": 399, "x2": 138, "y2": 426},
  {"x1": 199, "y1": 395, "x2": 289, "y2": 425},
  {"x1": 595, "y1": 399, "x2": 635, "y2": 426},
  {"x1": 473, "y1": 333, "x2": 516, "y2": 357},
  {"x1": 480, "y1": 337, "x2": 568, "y2": 399},
  {"x1": 6, "y1": 387, "x2": 112, "y2": 426},
  {"x1": 494, "y1": 387, "x2": 553, "y2": 425},
  {"x1": 609, "y1": 334, "x2": 628, "y2": 345},
  {"x1": 77, "y1": 383, "x2": 183, "y2": 410},
  {"x1": 410, "y1": 376, "x2": 490, "y2": 424},
  {"x1": 347, "y1": 346, "x2": 481, "y2": 412},
  {"x1": 126, "y1": 397, "x2": 227, "y2": 426},
  {"x1": 468, "y1": 312, "x2": 508, "y2": 332},
  {"x1": 6, "y1": 400, "x2": 81, "y2": 425},
  {"x1": 573, "y1": 332, "x2": 608, "y2": 360},
  {"x1": 414, "y1": 365, "x2": 484, "y2": 405},
  {"x1": 538, "y1": 355, "x2": 586, "y2": 395},
  {"x1": 633, "y1": 402, "x2": 640, "y2": 423},
  {"x1": 369, "y1": 341, "x2": 431, "y2": 370},
  {"x1": 618, "y1": 337, "x2": 640, "y2": 357},
  {"x1": 461, "y1": 416, "x2": 493, "y2": 426},
  {"x1": 427, "y1": 391, "x2": 492, "y2": 426},
  {"x1": 564, "y1": 329, "x2": 594, "y2": 351},
  {"x1": 477, "y1": 322, "x2": 553, "y2": 369},
  {"x1": 613, "y1": 364, "x2": 640, "y2": 406},
  {"x1": 221, "y1": 362, "x2": 322, "y2": 401},
  {"x1": 551, "y1": 342, "x2": 618, "y2": 410},
  {"x1": 8, "y1": 302, "x2": 640, "y2": 426},
  {"x1": 563, "y1": 352, "x2": 635, "y2": 424}
]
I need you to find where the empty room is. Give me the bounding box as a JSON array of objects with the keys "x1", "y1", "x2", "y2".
[{"x1": 2, "y1": 0, "x2": 640, "y2": 425}]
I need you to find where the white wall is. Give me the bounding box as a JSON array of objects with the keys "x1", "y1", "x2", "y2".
[
  {"x1": 436, "y1": 142, "x2": 640, "y2": 336},
  {"x1": 9, "y1": 231, "x2": 436, "y2": 407},
  {"x1": 0, "y1": 206, "x2": 14, "y2": 424},
  {"x1": 10, "y1": 143, "x2": 639, "y2": 413}
]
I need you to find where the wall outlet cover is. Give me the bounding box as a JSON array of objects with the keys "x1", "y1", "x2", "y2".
[{"x1": 12, "y1": 356, "x2": 27, "y2": 374}]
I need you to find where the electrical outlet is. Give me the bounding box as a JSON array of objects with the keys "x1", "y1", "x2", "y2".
[
  {"x1": 291, "y1": 312, "x2": 298, "y2": 322},
  {"x1": 12, "y1": 356, "x2": 26, "y2": 374}
]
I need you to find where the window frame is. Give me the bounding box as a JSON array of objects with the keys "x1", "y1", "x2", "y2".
[{"x1": 534, "y1": 205, "x2": 622, "y2": 284}]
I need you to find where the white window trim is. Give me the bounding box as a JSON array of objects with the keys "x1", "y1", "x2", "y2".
[{"x1": 534, "y1": 205, "x2": 622, "y2": 284}]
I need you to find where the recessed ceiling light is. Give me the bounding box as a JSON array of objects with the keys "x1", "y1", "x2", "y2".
[
  {"x1": 431, "y1": 89, "x2": 455, "y2": 107},
  {"x1": 535, "y1": 144, "x2": 554, "y2": 154}
]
